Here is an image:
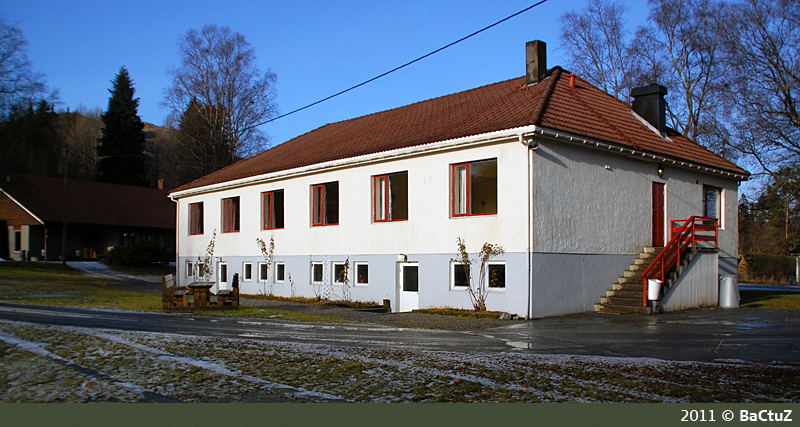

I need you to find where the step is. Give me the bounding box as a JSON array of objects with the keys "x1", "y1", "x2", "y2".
[
  {"x1": 594, "y1": 303, "x2": 649, "y2": 315},
  {"x1": 606, "y1": 289, "x2": 642, "y2": 299},
  {"x1": 643, "y1": 247, "x2": 663, "y2": 254},
  {"x1": 628, "y1": 264, "x2": 645, "y2": 272},
  {"x1": 634, "y1": 258, "x2": 649, "y2": 265},
  {"x1": 616, "y1": 276, "x2": 644, "y2": 285},
  {"x1": 603, "y1": 296, "x2": 643, "y2": 307},
  {"x1": 612, "y1": 283, "x2": 643, "y2": 292}
]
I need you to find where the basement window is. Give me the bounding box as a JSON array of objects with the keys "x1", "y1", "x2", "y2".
[
  {"x1": 262, "y1": 190, "x2": 285, "y2": 230},
  {"x1": 222, "y1": 197, "x2": 240, "y2": 233},
  {"x1": 275, "y1": 262, "x2": 285, "y2": 282},
  {"x1": 487, "y1": 263, "x2": 506, "y2": 289},
  {"x1": 243, "y1": 262, "x2": 253, "y2": 281},
  {"x1": 355, "y1": 262, "x2": 369, "y2": 286},
  {"x1": 186, "y1": 261, "x2": 193, "y2": 278},
  {"x1": 189, "y1": 202, "x2": 204, "y2": 235},
  {"x1": 451, "y1": 262, "x2": 470, "y2": 288},
  {"x1": 312, "y1": 182, "x2": 339, "y2": 226},
  {"x1": 333, "y1": 262, "x2": 347, "y2": 285},
  {"x1": 311, "y1": 262, "x2": 324, "y2": 284},
  {"x1": 451, "y1": 158, "x2": 497, "y2": 216},
  {"x1": 258, "y1": 262, "x2": 269, "y2": 282},
  {"x1": 373, "y1": 172, "x2": 408, "y2": 222}
]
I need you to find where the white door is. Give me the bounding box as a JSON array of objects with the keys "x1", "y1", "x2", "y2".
[
  {"x1": 218, "y1": 262, "x2": 228, "y2": 292},
  {"x1": 398, "y1": 263, "x2": 419, "y2": 312}
]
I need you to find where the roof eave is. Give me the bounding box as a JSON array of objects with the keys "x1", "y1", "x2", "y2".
[
  {"x1": 0, "y1": 187, "x2": 44, "y2": 224},
  {"x1": 529, "y1": 126, "x2": 750, "y2": 181},
  {"x1": 169, "y1": 125, "x2": 540, "y2": 200}
]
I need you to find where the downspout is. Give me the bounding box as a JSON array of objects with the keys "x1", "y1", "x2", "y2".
[
  {"x1": 175, "y1": 200, "x2": 180, "y2": 285},
  {"x1": 521, "y1": 133, "x2": 538, "y2": 319}
]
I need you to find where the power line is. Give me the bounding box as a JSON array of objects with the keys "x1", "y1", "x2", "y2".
[{"x1": 248, "y1": 0, "x2": 550, "y2": 130}]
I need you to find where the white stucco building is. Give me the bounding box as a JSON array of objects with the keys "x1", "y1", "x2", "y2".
[{"x1": 169, "y1": 41, "x2": 748, "y2": 318}]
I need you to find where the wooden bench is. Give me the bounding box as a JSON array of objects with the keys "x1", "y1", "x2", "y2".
[
  {"x1": 162, "y1": 274, "x2": 191, "y2": 309},
  {"x1": 210, "y1": 273, "x2": 239, "y2": 307}
]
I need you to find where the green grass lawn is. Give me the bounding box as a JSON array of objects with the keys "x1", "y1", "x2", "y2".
[
  {"x1": 0, "y1": 262, "x2": 348, "y2": 322},
  {"x1": 0, "y1": 262, "x2": 162, "y2": 311},
  {"x1": 740, "y1": 290, "x2": 800, "y2": 310}
]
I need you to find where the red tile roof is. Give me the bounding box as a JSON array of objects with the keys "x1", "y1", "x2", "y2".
[
  {"x1": 1, "y1": 174, "x2": 175, "y2": 229},
  {"x1": 173, "y1": 67, "x2": 748, "y2": 193}
]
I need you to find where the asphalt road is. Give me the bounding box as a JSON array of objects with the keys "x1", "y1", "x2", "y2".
[{"x1": 1, "y1": 301, "x2": 799, "y2": 364}]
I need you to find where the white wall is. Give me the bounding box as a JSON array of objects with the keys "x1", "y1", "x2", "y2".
[
  {"x1": 532, "y1": 139, "x2": 738, "y2": 258},
  {"x1": 178, "y1": 140, "x2": 530, "y2": 262}
]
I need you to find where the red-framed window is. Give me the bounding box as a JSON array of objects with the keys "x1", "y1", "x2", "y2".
[
  {"x1": 189, "y1": 202, "x2": 204, "y2": 235},
  {"x1": 222, "y1": 197, "x2": 240, "y2": 233},
  {"x1": 311, "y1": 182, "x2": 339, "y2": 226},
  {"x1": 262, "y1": 190, "x2": 285, "y2": 230},
  {"x1": 451, "y1": 158, "x2": 497, "y2": 217},
  {"x1": 373, "y1": 171, "x2": 408, "y2": 222}
]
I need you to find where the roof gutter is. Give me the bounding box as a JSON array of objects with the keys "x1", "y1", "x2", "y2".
[
  {"x1": 523, "y1": 127, "x2": 750, "y2": 181},
  {"x1": 170, "y1": 125, "x2": 539, "y2": 200}
]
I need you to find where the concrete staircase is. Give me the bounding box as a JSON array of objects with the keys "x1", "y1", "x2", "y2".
[{"x1": 594, "y1": 247, "x2": 662, "y2": 314}]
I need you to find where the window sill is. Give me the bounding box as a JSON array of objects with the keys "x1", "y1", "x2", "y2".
[{"x1": 451, "y1": 212, "x2": 498, "y2": 218}]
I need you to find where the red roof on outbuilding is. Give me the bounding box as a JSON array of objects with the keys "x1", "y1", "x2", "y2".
[
  {"x1": 1, "y1": 174, "x2": 175, "y2": 229},
  {"x1": 173, "y1": 67, "x2": 748, "y2": 194}
]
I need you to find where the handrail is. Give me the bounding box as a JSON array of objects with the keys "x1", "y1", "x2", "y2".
[{"x1": 640, "y1": 216, "x2": 718, "y2": 307}]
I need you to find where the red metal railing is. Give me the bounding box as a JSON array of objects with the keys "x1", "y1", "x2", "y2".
[{"x1": 640, "y1": 217, "x2": 718, "y2": 307}]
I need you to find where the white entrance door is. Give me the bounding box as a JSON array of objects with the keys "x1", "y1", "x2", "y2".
[
  {"x1": 218, "y1": 262, "x2": 228, "y2": 292},
  {"x1": 398, "y1": 263, "x2": 419, "y2": 312}
]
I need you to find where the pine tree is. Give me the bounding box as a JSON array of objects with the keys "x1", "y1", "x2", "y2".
[{"x1": 96, "y1": 67, "x2": 147, "y2": 186}]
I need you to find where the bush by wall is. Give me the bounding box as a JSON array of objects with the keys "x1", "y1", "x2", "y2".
[
  {"x1": 743, "y1": 253, "x2": 797, "y2": 284},
  {"x1": 102, "y1": 239, "x2": 173, "y2": 268}
]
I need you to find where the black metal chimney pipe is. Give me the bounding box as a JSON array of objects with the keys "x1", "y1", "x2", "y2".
[{"x1": 631, "y1": 84, "x2": 668, "y2": 135}]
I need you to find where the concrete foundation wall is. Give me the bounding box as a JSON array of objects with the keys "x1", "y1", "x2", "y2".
[
  {"x1": 178, "y1": 252, "x2": 530, "y2": 316},
  {"x1": 661, "y1": 251, "x2": 719, "y2": 312},
  {"x1": 530, "y1": 252, "x2": 636, "y2": 318}
]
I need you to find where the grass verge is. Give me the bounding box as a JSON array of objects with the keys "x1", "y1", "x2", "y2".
[
  {"x1": 740, "y1": 290, "x2": 800, "y2": 310},
  {"x1": 0, "y1": 262, "x2": 350, "y2": 323}
]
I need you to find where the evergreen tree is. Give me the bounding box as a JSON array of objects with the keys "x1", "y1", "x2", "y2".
[
  {"x1": 0, "y1": 100, "x2": 62, "y2": 177},
  {"x1": 96, "y1": 67, "x2": 147, "y2": 186}
]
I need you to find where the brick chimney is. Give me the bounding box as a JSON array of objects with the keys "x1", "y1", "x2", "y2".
[
  {"x1": 526, "y1": 40, "x2": 547, "y2": 85},
  {"x1": 631, "y1": 84, "x2": 668, "y2": 135}
]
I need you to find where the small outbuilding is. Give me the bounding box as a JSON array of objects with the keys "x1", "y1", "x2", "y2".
[{"x1": 0, "y1": 174, "x2": 175, "y2": 261}]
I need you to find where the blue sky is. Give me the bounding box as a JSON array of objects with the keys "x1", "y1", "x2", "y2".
[{"x1": 4, "y1": 0, "x2": 650, "y2": 146}]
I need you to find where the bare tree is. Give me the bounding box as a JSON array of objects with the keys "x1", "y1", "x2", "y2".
[
  {"x1": 61, "y1": 107, "x2": 103, "y2": 181},
  {"x1": 559, "y1": 0, "x2": 731, "y2": 156},
  {"x1": 559, "y1": 0, "x2": 636, "y2": 102},
  {"x1": 720, "y1": 0, "x2": 799, "y2": 176},
  {"x1": 164, "y1": 24, "x2": 277, "y2": 171},
  {"x1": 0, "y1": 17, "x2": 52, "y2": 118},
  {"x1": 633, "y1": 0, "x2": 730, "y2": 153}
]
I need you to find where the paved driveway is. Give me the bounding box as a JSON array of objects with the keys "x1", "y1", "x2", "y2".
[{"x1": 483, "y1": 307, "x2": 800, "y2": 363}]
